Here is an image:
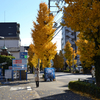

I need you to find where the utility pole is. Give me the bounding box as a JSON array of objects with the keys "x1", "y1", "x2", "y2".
[
  {"x1": 48, "y1": 0, "x2": 61, "y2": 15},
  {"x1": 48, "y1": 0, "x2": 50, "y2": 9}
]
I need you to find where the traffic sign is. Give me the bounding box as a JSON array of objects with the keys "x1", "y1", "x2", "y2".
[{"x1": 20, "y1": 52, "x2": 28, "y2": 59}]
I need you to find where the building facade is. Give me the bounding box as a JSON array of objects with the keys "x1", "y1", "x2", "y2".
[
  {"x1": 0, "y1": 22, "x2": 27, "y2": 58},
  {"x1": 61, "y1": 20, "x2": 81, "y2": 65}
]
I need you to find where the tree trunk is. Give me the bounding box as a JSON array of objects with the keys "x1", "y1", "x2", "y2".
[
  {"x1": 94, "y1": 33, "x2": 100, "y2": 86},
  {"x1": 69, "y1": 66, "x2": 71, "y2": 72},
  {"x1": 38, "y1": 59, "x2": 40, "y2": 68},
  {"x1": 94, "y1": 56, "x2": 100, "y2": 87}
]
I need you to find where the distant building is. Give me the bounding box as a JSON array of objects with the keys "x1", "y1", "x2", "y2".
[
  {"x1": 0, "y1": 22, "x2": 28, "y2": 58},
  {"x1": 61, "y1": 19, "x2": 81, "y2": 66}
]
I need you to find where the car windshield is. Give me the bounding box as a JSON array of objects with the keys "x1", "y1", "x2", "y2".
[{"x1": 78, "y1": 66, "x2": 82, "y2": 68}]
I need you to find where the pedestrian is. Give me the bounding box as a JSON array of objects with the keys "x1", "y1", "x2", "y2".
[{"x1": 35, "y1": 67, "x2": 39, "y2": 87}]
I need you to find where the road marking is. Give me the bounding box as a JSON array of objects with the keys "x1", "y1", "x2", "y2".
[
  {"x1": 0, "y1": 86, "x2": 9, "y2": 88},
  {"x1": 10, "y1": 86, "x2": 32, "y2": 91},
  {"x1": 10, "y1": 87, "x2": 18, "y2": 91},
  {"x1": 27, "y1": 86, "x2": 32, "y2": 90}
]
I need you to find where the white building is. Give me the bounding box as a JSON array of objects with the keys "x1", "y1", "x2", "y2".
[{"x1": 0, "y1": 22, "x2": 27, "y2": 59}]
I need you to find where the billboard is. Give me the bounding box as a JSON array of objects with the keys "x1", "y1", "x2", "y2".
[{"x1": 12, "y1": 59, "x2": 27, "y2": 70}]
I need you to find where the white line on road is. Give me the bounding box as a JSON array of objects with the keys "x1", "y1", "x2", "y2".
[
  {"x1": 0, "y1": 86, "x2": 9, "y2": 88},
  {"x1": 10, "y1": 86, "x2": 32, "y2": 91},
  {"x1": 27, "y1": 86, "x2": 32, "y2": 90}
]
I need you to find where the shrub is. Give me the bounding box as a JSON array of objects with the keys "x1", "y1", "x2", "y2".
[
  {"x1": 63, "y1": 70, "x2": 70, "y2": 73},
  {"x1": 42, "y1": 74, "x2": 44, "y2": 78},
  {"x1": 76, "y1": 70, "x2": 79, "y2": 73},
  {"x1": 68, "y1": 81, "x2": 100, "y2": 99},
  {"x1": 0, "y1": 55, "x2": 15, "y2": 75}
]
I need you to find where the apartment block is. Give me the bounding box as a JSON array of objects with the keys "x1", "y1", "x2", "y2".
[{"x1": 61, "y1": 21, "x2": 81, "y2": 65}]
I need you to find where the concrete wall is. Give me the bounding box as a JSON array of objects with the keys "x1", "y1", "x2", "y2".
[
  {"x1": 0, "y1": 40, "x2": 20, "y2": 47},
  {"x1": 20, "y1": 46, "x2": 25, "y2": 52},
  {"x1": 10, "y1": 52, "x2": 20, "y2": 59}
]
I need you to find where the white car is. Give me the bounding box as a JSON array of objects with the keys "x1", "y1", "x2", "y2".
[{"x1": 76, "y1": 66, "x2": 83, "y2": 73}]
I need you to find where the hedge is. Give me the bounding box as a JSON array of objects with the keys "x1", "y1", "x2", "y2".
[
  {"x1": 0, "y1": 55, "x2": 15, "y2": 75},
  {"x1": 42, "y1": 74, "x2": 44, "y2": 78},
  {"x1": 63, "y1": 69, "x2": 71, "y2": 73},
  {"x1": 76, "y1": 70, "x2": 79, "y2": 73},
  {"x1": 68, "y1": 81, "x2": 100, "y2": 99}
]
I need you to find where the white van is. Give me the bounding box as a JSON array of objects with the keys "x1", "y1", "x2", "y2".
[{"x1": 76, "y1": 66, "x2": 83, "y2": 73}]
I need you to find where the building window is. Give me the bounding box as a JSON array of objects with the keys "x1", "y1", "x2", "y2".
[
  {"x1": 8, "y1": 33, "x2": 13, "y2": 35},
  {"x1": 8, "y1": 27, "x2": 13, "y2": 28},
  {"x1": 66, "y1": 29, "x2": 70, "y2": 33}
]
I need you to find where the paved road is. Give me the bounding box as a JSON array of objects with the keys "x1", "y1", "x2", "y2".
[
  {"x1": 55, "y1": 72, "x2": 95, "y2": 84},
  {"x1": 0, "y1": 72, "x2": 94, "y2": 100}
]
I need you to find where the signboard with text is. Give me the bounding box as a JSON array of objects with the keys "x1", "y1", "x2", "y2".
[
  {"x1": 9, "y1": 66, "x2": 12, "y2": 70},
  {"x1": 12, "y1": 59, "x2": 27, "y2": 70},
  {"x1": 5, "y1": 70, "x2": 12, "y2": 79}
]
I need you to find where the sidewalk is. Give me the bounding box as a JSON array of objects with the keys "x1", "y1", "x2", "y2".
[
  {"x1": 0, "y1": 73, "x2": 33, "y2": 85},
  {"x1": 0, "y1": 73, "x2": 41, "y2": 100},
  {"x1": 34, "y1": 76, "x2": 93, "y2": 100},
  {"x1": 0, "y1": 73, "x2": 93, "y2": 100}
]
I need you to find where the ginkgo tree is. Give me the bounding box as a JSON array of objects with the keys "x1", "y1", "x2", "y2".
[
  {"x1": 64, "y1": 41, "x2": 77, "y2": 72},
  {"x1": 31, "y1": 2, "x2": 57, "y2": 68},
  {"x1": 42, "y1": 42, "x2": 57, "y2": 68},
  {"x1": 76, "y1": 33, "x2": 96, "y2": 68},
  {"x1": 28, "y1": 44, "x2": 38, "y2": 68},
  {"x1": 59, "y1": 50, "x2": 64, "y2": 70},
  {"x1": 28, "y1": 44, "x2": 34, "y2": 68},
  {"x1": 62, "y1": 0, "x2": 100, "y2": 86},
  {"x1": 53, "y1": 50, "x2": 64, "y2": 70}
]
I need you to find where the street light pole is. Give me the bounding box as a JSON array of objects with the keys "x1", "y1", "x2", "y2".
[{"x1": 72, "y1": 50, "x2": 74, "y2": 73}]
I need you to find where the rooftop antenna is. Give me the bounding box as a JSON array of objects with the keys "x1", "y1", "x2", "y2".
[{"x1": 4, "y1": 11, "x2": 5, "y2": 22}]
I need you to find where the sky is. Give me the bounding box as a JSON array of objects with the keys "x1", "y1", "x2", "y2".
[{"x1": 0, "y1": 0, "x2": 62, "y2": 52}]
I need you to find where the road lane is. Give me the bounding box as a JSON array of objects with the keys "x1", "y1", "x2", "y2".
[{"x1": 55, "y1": 72, "x2": 95, "y2": 84}]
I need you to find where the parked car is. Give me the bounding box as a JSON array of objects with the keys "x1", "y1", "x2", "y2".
[
  {"x1": 76, "y1": 66, "x2": 83, "y2": 73},
  {"x1": 91, "y1": 66, "x2": 95, "y2": 78}
]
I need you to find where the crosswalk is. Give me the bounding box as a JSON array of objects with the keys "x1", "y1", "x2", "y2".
[{"x1": 10, "y1": 86, "x2": 32, "y2": 91}]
